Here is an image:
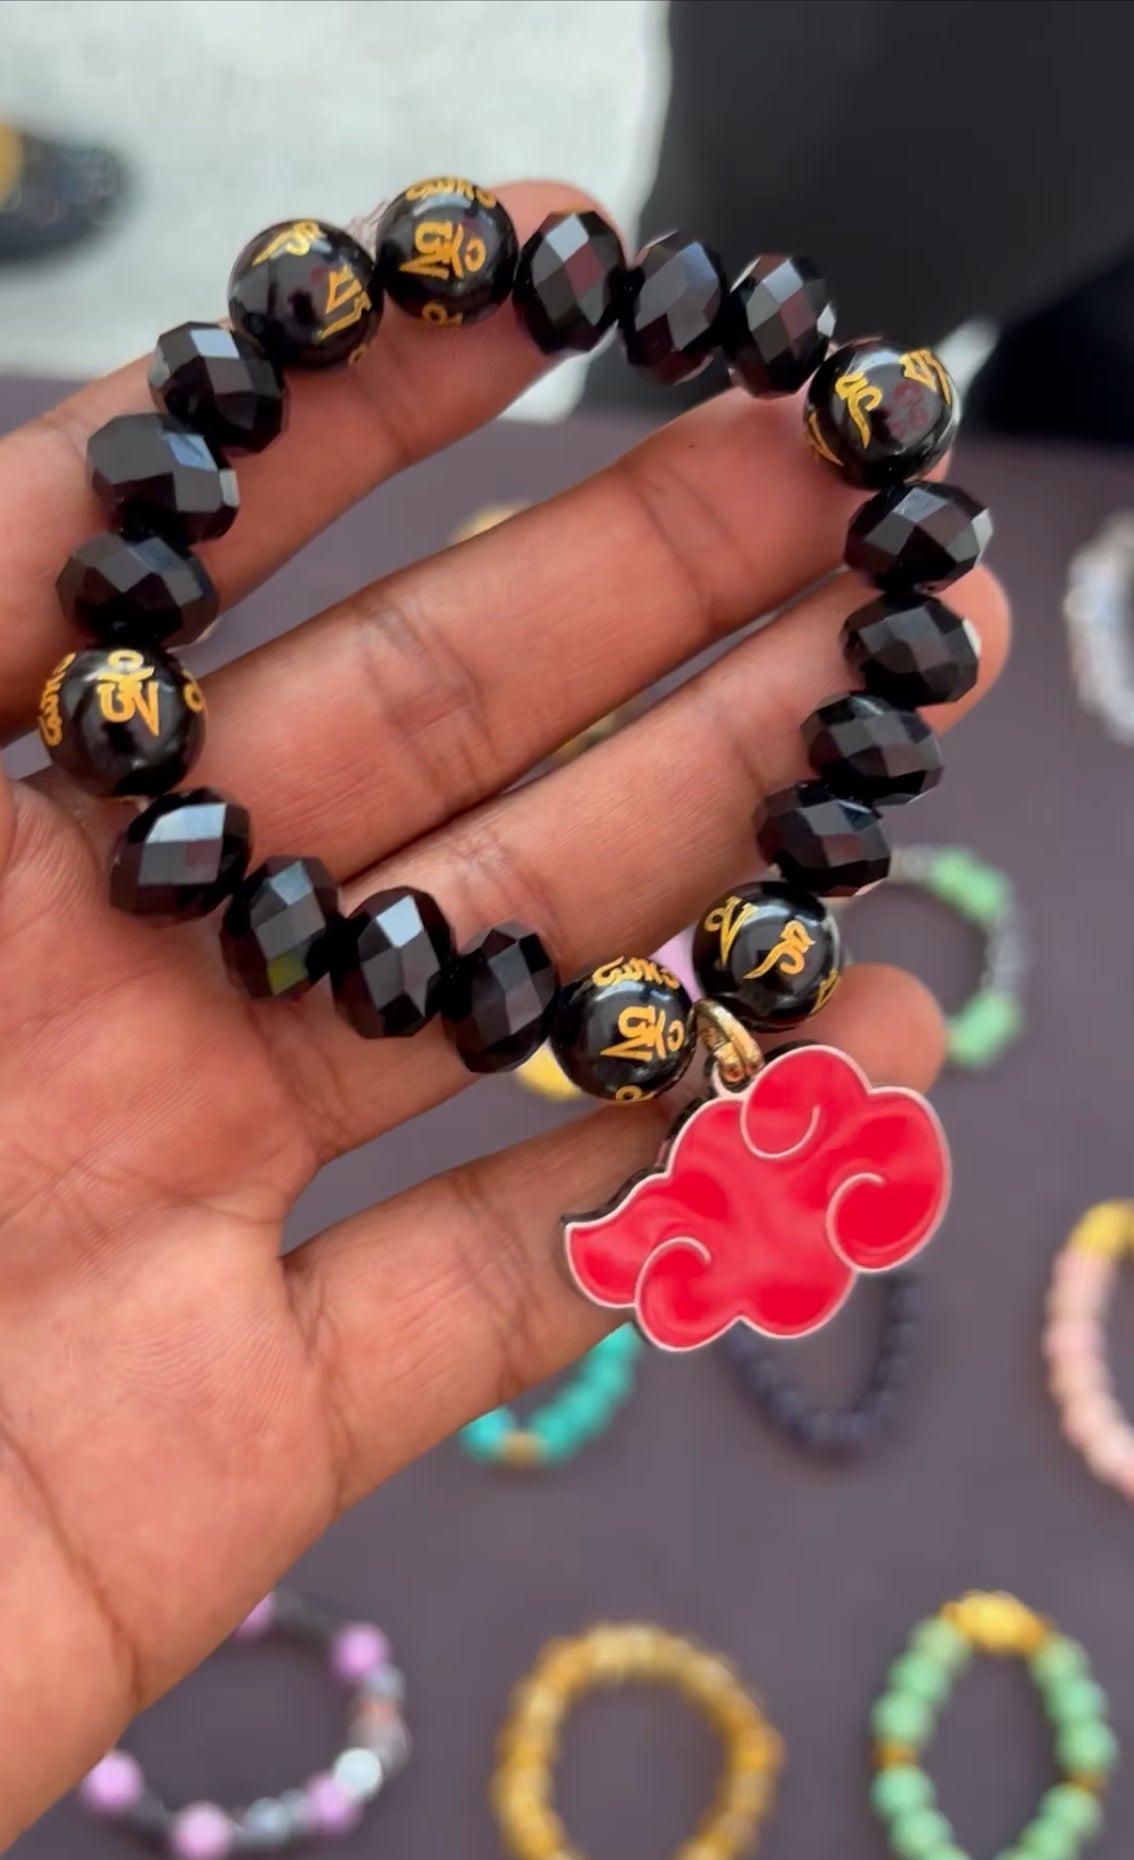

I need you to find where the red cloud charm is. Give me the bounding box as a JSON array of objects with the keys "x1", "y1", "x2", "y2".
[{"x1": 563, "y1": 1044, "x2": 950, "y2": 1350}]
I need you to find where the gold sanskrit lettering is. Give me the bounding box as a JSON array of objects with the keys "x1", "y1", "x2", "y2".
[
  {"x1": 804, "y1": 405, "x2": 841, "y2": 467},
  {"x1": 404, "y1": 177, "x2": 497, "y2": 208},
  {"x1": 812, "y1": 969, "x2": 841, "y2": 1013},
  {"x1": 834, "y1": 368, "x2": 883, "y2": 447},
  {"x1": 601, "y1": 1004, "x2": 686, "y2": 1065},
  {"x1": 252, "y1": 220, "x2": 322, "y2": 266},
  {"x1": 592, "y1": 957, "x2": 683, "y2": 991},
  {"x1": 899, "y1": 347, "x2": 953, "y2": 405},
  {"x1": 315, "y1": 266, "x2": 371, "y2": 344},
  {"x1": 744, "y1": 918, "x2": 815, "y2": 980},
  {"x1": 37, "y1": 652, "x2": 75, "y2": 749},
  {"x1": 704, "y1": 896, "x2": 758, "y2": 966},
  {"x1": 400, "y1": 220, "x2": 486, "y2": 283},
  {"x1": 95, "y1": 649, "x2": 161, "y2": 736}
]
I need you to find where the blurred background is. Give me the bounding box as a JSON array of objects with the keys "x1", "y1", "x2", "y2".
[{"x1": 7, "y1": 5, "x2": 1134, "y2": 1860}]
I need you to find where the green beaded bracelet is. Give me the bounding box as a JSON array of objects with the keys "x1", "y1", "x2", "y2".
[
  {"x1": 849, "y1": 846, "x2": 1027, "y2": 1069},
  {"x1": 458, "y1": 1325, "x2": 643, "y2": 1468},
  {"x1": 870, "y1": 1592, "x2": 1115, "y2": 1860}
]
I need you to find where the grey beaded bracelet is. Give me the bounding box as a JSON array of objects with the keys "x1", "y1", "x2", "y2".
[{"x1": 78, "y1": 1587, "x2": 410, "y2": 1855}]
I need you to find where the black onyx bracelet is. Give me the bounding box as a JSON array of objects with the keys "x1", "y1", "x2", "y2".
[{"x1": 36, "y1": 179, "x2": 983, "y2": 1335}]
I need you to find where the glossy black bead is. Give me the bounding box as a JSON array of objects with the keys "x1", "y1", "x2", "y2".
[
  {"x1": 148, "y1": 322, "x2": 287, "y2": 455},
  {"x1": 754, "y1": 780, "x2": 890, "y2": 897},
  {"x1": 846, "y1": 480, "x2": 992, "y2": 593},
  {"x1": 693, "y1": 881, "x2": 842, "y2": 1032},
  {"x1": 619, "y1": 233, "x2": 728, "y2": 385},
  {"x1": 843, "y1": 593, "x2": 980, "y2": 708},
  {"x1": 722, "y1": 254, "x2": 834, "y2": 397},
  {"x1": 442, "y1": 921, "x2": 559, "y2": 1074},
  {"x1": 551, "y1": 956, "x2": 694, "y2": 1102},
  {"x1": 108, "y1": 788, "x2": 251, "y2": 925},
  {"x1": 38, "y1": 642, "x2": 205, "y2": 798},
  {"x1": 228, "y1": 219, "x2": 378, "y2": 368},
  {"x1": 513, "y1": 209, "x2": 625, "y2": 355},
  {"x1": 376, "y1": 178, "x2": 517, "y2": 327},
  {"x1": 88, "y1": 413, "x2": 238, "y2": 548},
  {"x1": 804, "y1": 339, "x2": 957, "y2": 489},
  {"x1": 56, "y1": 531, "x2": 219, "y2": 650},
  {"x1": 332, "y1": 886, "x2": 454, "y2": 1039},
  {"x1": 221, "y1": 856, "x2": 340, "y2": 1001},
  {"x1": 803, "y1": 692, "x2": 943, "y2": 807}
]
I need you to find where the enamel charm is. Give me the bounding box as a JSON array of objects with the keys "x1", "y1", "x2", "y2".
[{"x1": 563, "y1": 1042, "x2": 950, "y2": 1352}]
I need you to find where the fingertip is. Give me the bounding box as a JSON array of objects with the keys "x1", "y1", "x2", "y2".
[
  {"x1": 926, "y1": 561, "x2": 1011, "y2": 729},
  {"x1": 768, "y1": 960, "x2": 947, "y2": 1094}
]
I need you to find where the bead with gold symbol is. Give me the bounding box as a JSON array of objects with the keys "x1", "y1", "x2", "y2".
[
  {"x1": 692, "y1": 881, "x2": 841, "y2": 1031},
  {"x1": 38, "y1": 642, "x2": 206, "y2": 798},
  {"x1": 228, "y1": 219, "x2": 379, "y2": 369},
  {"x1": 377, "y1": 178, "x2": 518, "y2": 326},
  {"x1": 492, "y1": 1623, "x2": 782, "y2": 1860},
  {"x1": 804, "y1": 338, "x2": 957, "y2": 489},
  {"x1": 550, "y1": 959, "x2": 694, "y2": 1101}
]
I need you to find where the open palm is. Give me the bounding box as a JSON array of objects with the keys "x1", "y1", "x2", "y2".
[{"x1": 0, "y1": 180, "x2": 1008, "y2": 1844}]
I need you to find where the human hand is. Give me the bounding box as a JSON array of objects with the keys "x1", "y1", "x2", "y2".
[{"x1": 0, "y1": 180, "x2": 1008, "y2": 1842}]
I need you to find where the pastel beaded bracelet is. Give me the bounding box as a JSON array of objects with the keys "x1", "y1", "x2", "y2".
[
  {"x1": 871, "y1": 1591, "x2": 1116, "y2": 1860},
  {"x1": 78, "y1": 1588, "x2": 409, "y2": 1854},
  {"x1": 459, "y1": 1325, "x2": 643, "y2": 1467},
  {"x1": 849, "y1": 845, "x2": 1026, "y2": 1069},
  {"x1": 1045, "y1": 1201, "x2": 1134, "y2": 1499},
  {"x1": 492, "y1": 1623, "x2": 782, "y2": 1860}
]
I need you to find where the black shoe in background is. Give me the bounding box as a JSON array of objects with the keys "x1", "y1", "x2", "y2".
[{"x1": 0, "y1": 124, "x2": 126, "y2": 263}]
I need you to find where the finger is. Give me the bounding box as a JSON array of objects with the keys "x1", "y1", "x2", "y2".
[
  {"x1": 262, "y1": 560, "x2": 1007, "y2": 1161},
  {"x1": 0, "y1": 180, "x2": 598, "y2": 735},
  {"x1": 187, "y1": 383, "x2": 869, "y2": 872},
  {"x1": 285, "y1": 961, "x2": 944, "y2": 1508}
]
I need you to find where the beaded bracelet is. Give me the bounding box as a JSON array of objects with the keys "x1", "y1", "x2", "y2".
[
  {"x1": 492, "y1": 1622, "x2": 782, "y2": 1860},
  {"x1": 720, "y1": 1270, "x2": 920, "y2": 1459},
  {"x1": 1063, "y1": 512, "x2": 1134, "y2": 745},
  {"x1": 870, "y1": 1591, "x2": 1116, "y2": 1860},
  {"x1": 847, "y1": 845, "x2": 1027, "y2": 1069},
  {"x1": 459, "y1": 1323, "x2": 643, "y2": 1467},
  {"x1": 78, "y1": 1587, "x2": 409, "y2": 1854},
  {"x1": 1044, "y1": 1201, "x2": 1134, "y2": 1499},
  {"x1": 36, "y1": 180, "x2": 983, "y2": 1342}
]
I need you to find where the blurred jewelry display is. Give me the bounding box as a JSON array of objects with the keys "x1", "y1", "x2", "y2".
[
  {"x1": 1063, "y1": 513, "x2": 1134, "y2": 744},
  {"x1": 459, "y1": 1325, "x2": 643, "y2": 1467},
  {"x1": 78, "y1": 1588, "x2": 409, "y2": 1855},
  {"x1": 871, "y1": 1591, "x2": 1115, "y2": 1860},
  {"x1": 848, "y1": 845, "x2": 1027, "y2": 1069},
  {"x1": 492, "y1": 1622, "x2": 782, "y2": 1860},
  {"x1": 721, "y1": 1271, "x2": 920, "y2": 1459},
  {"x1": 1045, "y1": 1201, "x2": 1134, "y2": 1500}
]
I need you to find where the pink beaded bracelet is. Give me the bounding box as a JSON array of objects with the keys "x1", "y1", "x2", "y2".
[
  {"x1": 1044, "y1": 1201, "x2": 1134, "y2": 1499},
  {"x1": 78, "y1": 1587, "x2": 410, "y2": 1854}
]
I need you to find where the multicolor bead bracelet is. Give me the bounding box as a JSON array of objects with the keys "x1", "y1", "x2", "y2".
[
  {"x1": 720, "y1": 1271, "x2": 920, "y2": 1458},
  {"x1": 459, "y1": 1324, "x2": 643, "y2": 1468},
  {"x1": 871, "y1": 1591, "x2": 1115, "y2": 1860},
  {"x1": 35, "y1": 175, "x2": 989, "y2": 1099},
  {"x1": 78, "y1": 1587, "x2": 409, "y2": 1855},
  {"x1": 492, "y1": 1623, "x2": 783, "y2": 1860},
  {"x1": 1045, "y1": 1201, "x2": 1134, "y2": 1499}
]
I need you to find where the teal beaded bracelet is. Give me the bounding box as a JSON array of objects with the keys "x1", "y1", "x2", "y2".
[
  {"x1": 850, "y1": 846, "x2": 1026, "y2": 1069},
  {"x1": 458, "y1": 1326, "x2": 643, "y2": 1468},
  {"x1": 870, "y1": 1592, "x2": 1115, "y2": 1860}
]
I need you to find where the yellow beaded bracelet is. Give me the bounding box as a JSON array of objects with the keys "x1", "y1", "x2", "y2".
[{"x1": 491, "y1": 1623, "x2": 783, "y2": 1860}]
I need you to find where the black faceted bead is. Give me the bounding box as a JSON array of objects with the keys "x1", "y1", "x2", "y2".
[
  {"x1": 843, "y1": 593, "x2": 980, "y2": 708},
  {"x1": 228, "y1": 219, "x2": 378, "y2": 368},
  {"x1": 109, "y1": 789, "x2": 251, "y2": 925},
  {"x1": 551, "y1": 956, "x2": 694, "y2": 1102},
  {"x1": 88, "y1": 413, "x2": 238, "y2": 549},
  {"x1": 692, "y1": 881, "x2": 842, "y2": 1032},
  {"x1": 722, "y1": 255, "x2": 835, "y2": 397},
  {"x1": 38, "y1": 642, "x2": 206, "y2": 798},
  {"x1": 802, "y1": 692, "x2": 943, "y2": 807},
  {"x1": 149, "y1": 322, "x2": 287, "y2": 455},
  {"x1": 56, "y1": 532, "x2": 219, "y2": 650},
  {"x1": 846, "y1": 480, "x2": 992, "y2": 593},
  {"x1": 513, "y1": 209, "x2": 625, "y2": 355},
  {"x1": 754, "y1": 780, "x2": 890, "y2": 897},
  {"x1": 376, "y1": 178, "x2": 517, "y2": 327},
  {"x1": 619, "y1": 233, "x2": 728, "y2": 385},
  {"x1": 332, "y1": 887, "x2": 454, "y2": 1039},
  {"x1": 804, "y1": 339, "x2": 957, "y2": 488},
  {"x1": 221, "y1": 856, "x2": 340, "y2": 1000},
  {"x1": 442, "y1": 921, "x2": 559, "y2": 1074}
]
